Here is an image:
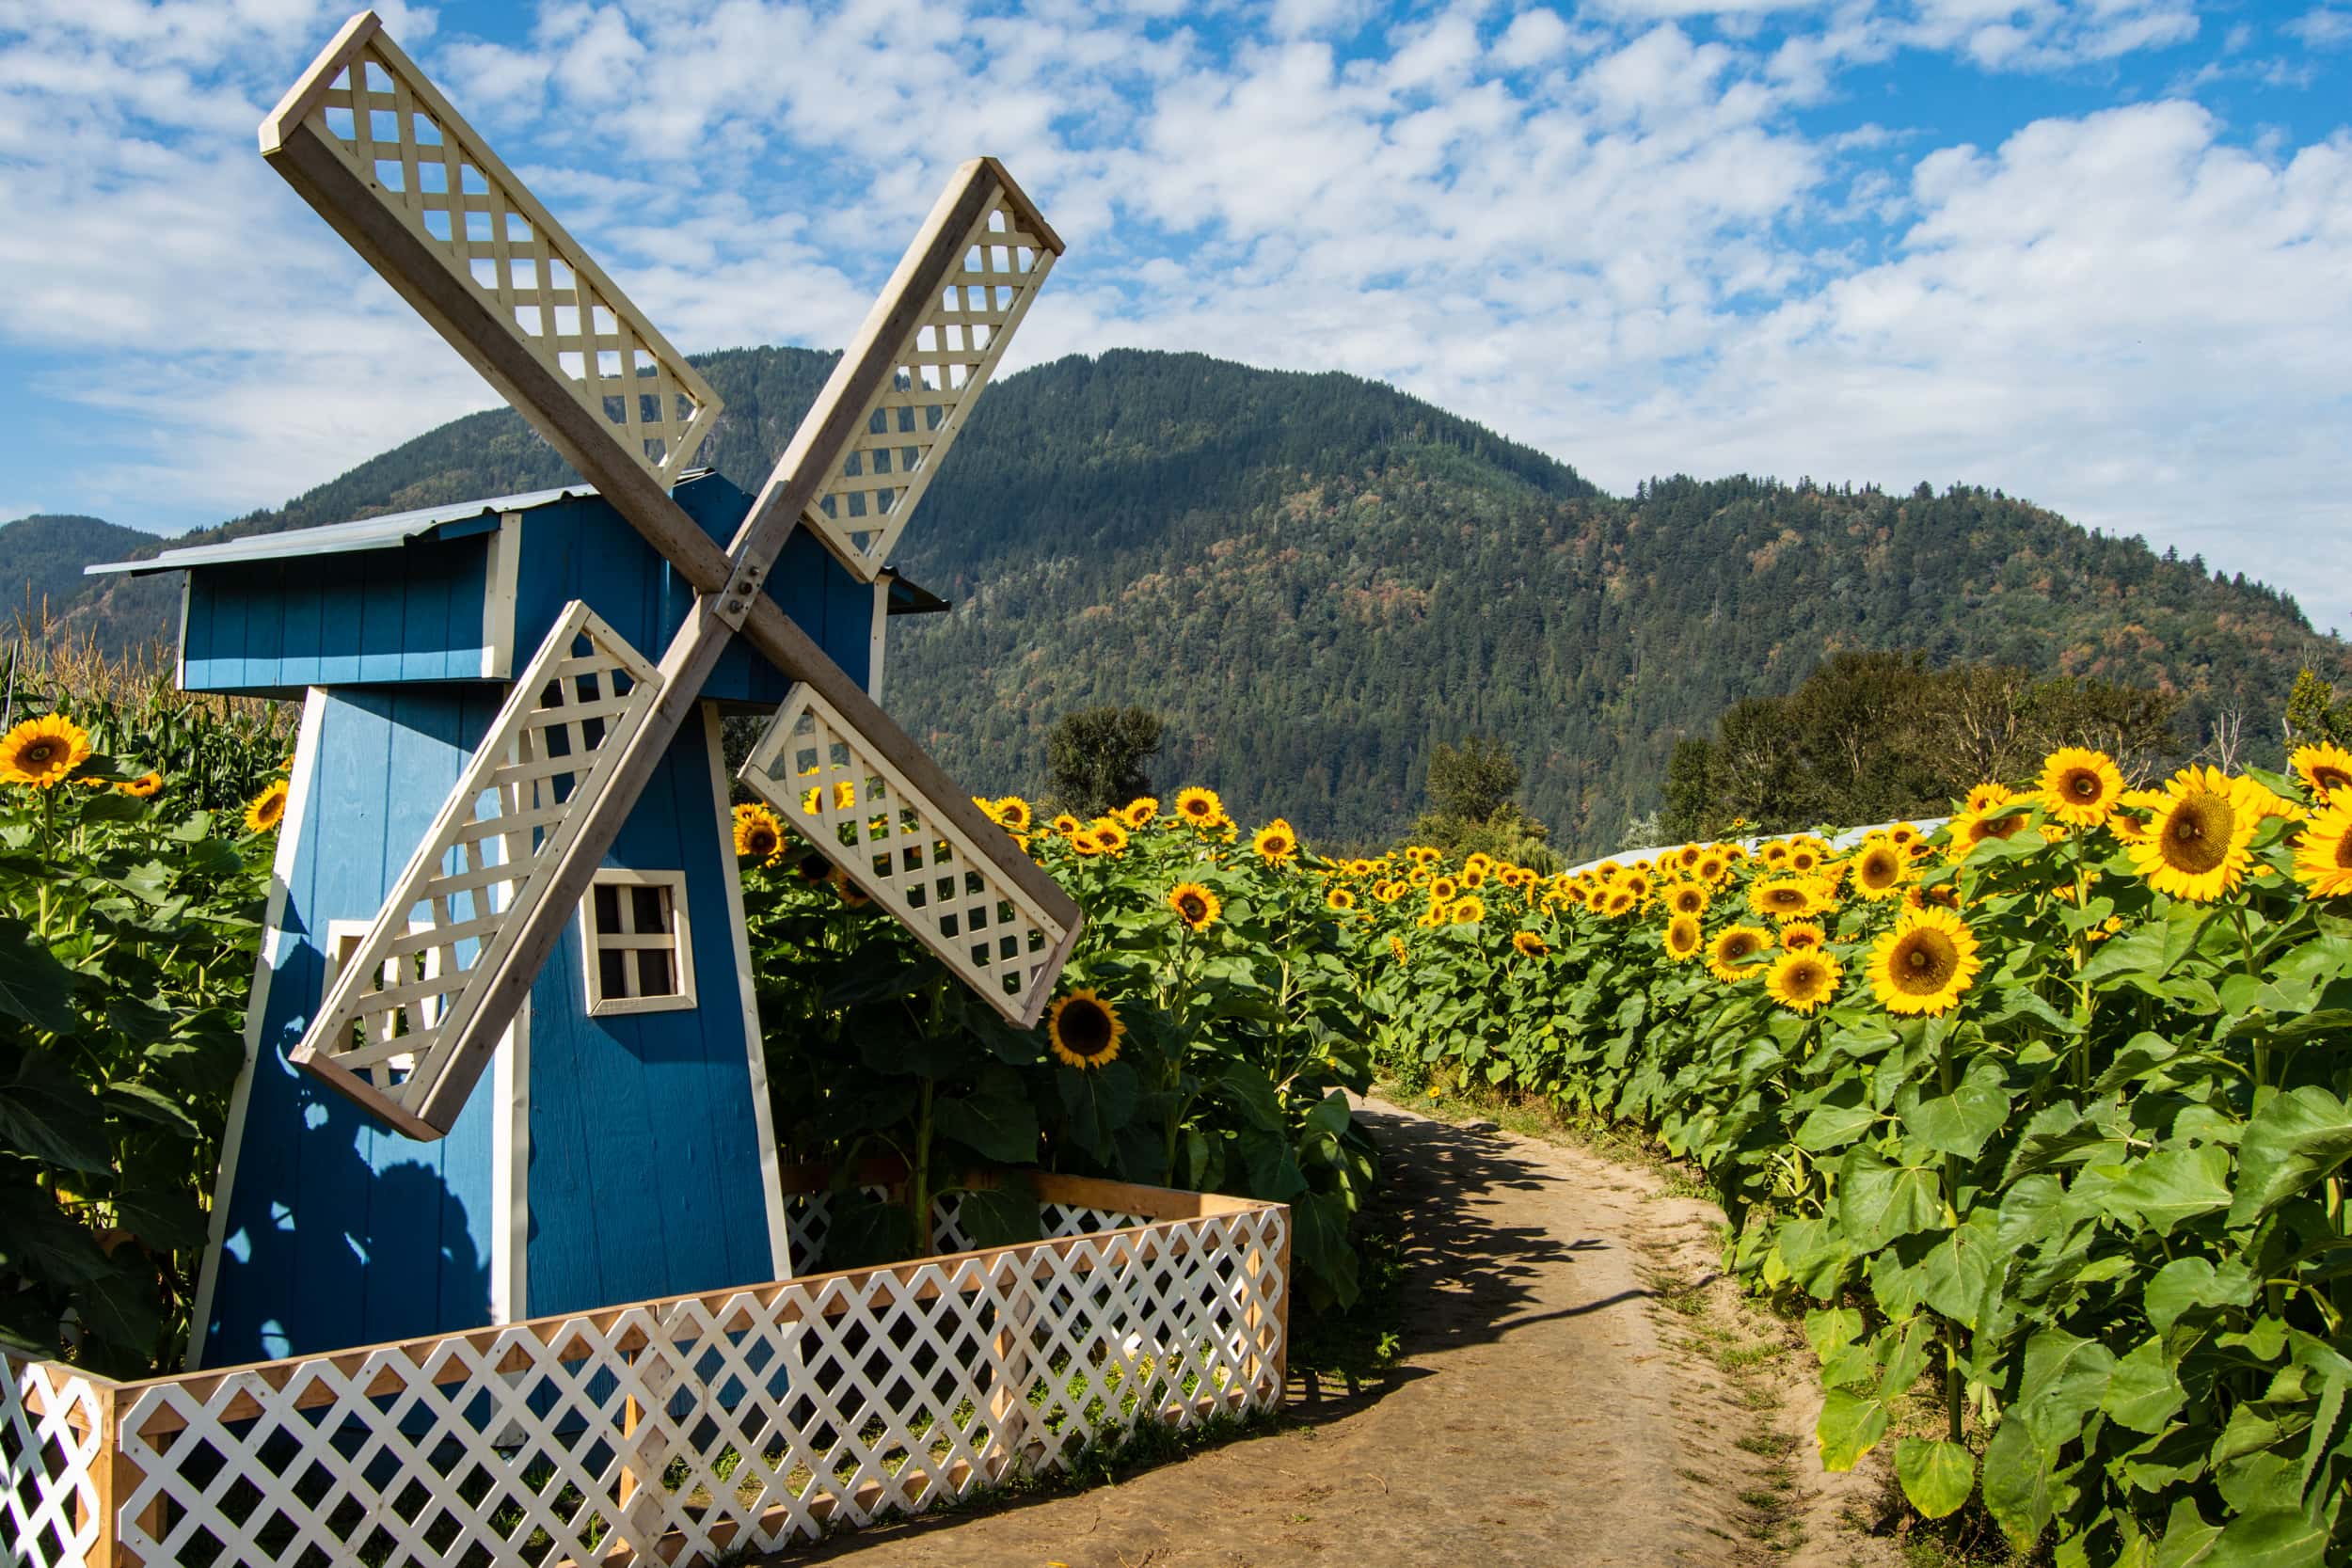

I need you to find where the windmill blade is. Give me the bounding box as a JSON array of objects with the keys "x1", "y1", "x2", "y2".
[
  {"x1": 291, "y1": 603, "x2": 662, "y2": 1138},
  {"x1": 260, "y1": 11, "x2": 723, "y2": 517},
  {"x1": 739, "y1": 687, "x2": 1081, "y2": 1028},
  {"x1": 784, "y1": 160, "x2": 1063, "y2": 581}
]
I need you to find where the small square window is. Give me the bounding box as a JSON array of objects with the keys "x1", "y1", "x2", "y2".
[{"x1": 580, "y1": 870, "x2": 695, "y2": 1017}]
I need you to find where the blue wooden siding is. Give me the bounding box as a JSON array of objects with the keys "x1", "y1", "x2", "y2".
[
  {"x1": 510, "y1": 474, "x2": 872, "y2": 705},
  {"x1": 202, "y1": 688, "x2": 501, "y2": 1367},
  {"x1": 181, "y1": 473, "x2": 875, "y2": 702},
  {"x1": 181, "y1": 529, "x2": 496, "y2": 696},
  {"x1": 203, "y1": 694, "x2": 779, "y2": 1362},
  {"x1": 523, "y1": 709, "x2": 776, "y2": 1315}
]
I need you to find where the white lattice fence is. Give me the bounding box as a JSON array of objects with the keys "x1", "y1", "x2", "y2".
[
  {"x1": 0, "y1": 1357, "x2": 108, "y2": 1568},
  {"x1": 0, "y1": 1179, "x2": 1285, "y2": 1568}
]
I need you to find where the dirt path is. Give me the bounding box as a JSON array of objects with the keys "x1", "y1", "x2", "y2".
[{"x1": 771, "y1": 1100, "x2": 1896, "y2": 1567}]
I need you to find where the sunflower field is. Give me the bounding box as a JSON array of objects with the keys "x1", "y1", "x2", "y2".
[
  {"x1": 0, "y1": 689, "x2": 275, "y2": 1375},
  {"x1": 1342, "y1": 746, "x2": 2352, "y2": 1565},
  {"x1": 734, "y1": 740, "x2": 2352, "y2": 1562},
  {"x1": 20, "y1": 632, "x2": 2352, "y2": 1567}
]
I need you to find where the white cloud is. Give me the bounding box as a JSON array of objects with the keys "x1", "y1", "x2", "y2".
[{"x1": 2289, "y1": 8, "x2": 2352, "y2": 48}]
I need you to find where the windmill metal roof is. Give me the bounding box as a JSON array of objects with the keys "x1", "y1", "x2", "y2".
[{"x1": 82, "y1": 483, "x2": 599, "y2": 578}]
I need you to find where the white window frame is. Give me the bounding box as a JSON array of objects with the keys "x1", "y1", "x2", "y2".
[{"x1": 580, "y1": 869, "x2": 697, "y2": 1017}]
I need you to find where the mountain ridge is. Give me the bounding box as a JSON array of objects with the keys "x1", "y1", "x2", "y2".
[{"x1": 20, "y1": 346, "x2": 2342, "y2": 853}]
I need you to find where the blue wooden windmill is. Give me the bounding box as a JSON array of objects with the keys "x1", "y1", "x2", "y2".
[{"x1": 87, "y1": 10, "x2": 1082, "y2": 1369}]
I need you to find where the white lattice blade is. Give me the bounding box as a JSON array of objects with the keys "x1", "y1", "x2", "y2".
[
  {"x1": 261, "y1": 14, "x2": 722, "y2": 489},
  {"x1": 292, "y1": 601, "x2": 662, "y2": 1137},
  {"x1": 793, "y1": 162, "x2": 1061, "y2": 581},
  {"x1": 739, "y1": 686, "x2": 1076, "y2": 1026}
]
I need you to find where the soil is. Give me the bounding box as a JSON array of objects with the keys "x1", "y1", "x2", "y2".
[{"x1": 766, "y1": 1099, "x2": 1903, "y2": 1567}]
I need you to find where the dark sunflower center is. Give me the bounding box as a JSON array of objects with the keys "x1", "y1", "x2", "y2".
[
  {"x1": 1178, "y1": 894, "x2": 1207, "y2": 921},
  {"x1": 1061, "y1": 1003, "x2": 1113, "y2": 1054},
  {"x1": 749, "y1": 829, "x2": 776, "y2": 853},
  {"x1": 1790, "y1": 963, "x2": 1824, "y2": 995},
  {"x1": 2066, "y1": 770, "x2": 2099, "y2": 800},
  {"x1": 2163, "y1": 794, "x2": 2233, "y2": 873},
  {"x1": 1863, "y1": 853, "x2": 1897, "y2": 885},
  {"x1": 2335, "y1": 834, "x2": 2352, "y2": 870},
  {"x1": 23, "y1": 741, "x2": 55, "y2": 766},
  {"x1": 1894, "y1": 931, "x2": 1957, "y2": 990},
  {"x1": 2322, "y1": 768, "x2": 2352, "y2": 794}
]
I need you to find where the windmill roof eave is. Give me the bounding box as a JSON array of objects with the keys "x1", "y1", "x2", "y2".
[
  {"x1": 881, "y1": 569, "x2": 951, "y2": 616},
  {"x1": 81, "y1": 482, "x2": 607, "y2": 578}
]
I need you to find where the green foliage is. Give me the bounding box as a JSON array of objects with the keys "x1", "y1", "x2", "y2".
[
  {"x1": 0, "y1": 516, "x2": 150, "y2": 623},
  {"x1": 1425, "y1": 736, "x2": 1521, "y2": 822},
  {"x1": 1044, "y1": 705, "x2": 1165, "y2": 819},
  {"x1": 740, "y1": 800, "x2": 1378, "y2": 1308},
  {"x1": 2286, "y1": 670, "x2": 2352, "y2": 747},
  {"x1": 0, "y1": 738, "x2": 264, "y2": 1373},
  {"x1": 48, "y1": 348, "x2": 2339, "y2": 858},
  {"x1": 1661, "y1": 651, "x2": 2185, "y2": 841}
]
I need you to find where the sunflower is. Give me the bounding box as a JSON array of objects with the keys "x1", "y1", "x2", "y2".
[
  {"x1": 829, "y1": 869, "x2": 871, "y2": 906},
  {"x1": 1121, "y1": 796, "x2": 1160, "y2": 829},
  {"x1": 1748, "y1": 878, "x2": 1820, "y2": 921},
  {"x1": 1765, "y1": 950, "x2": 1841, "y2": 1014},
  {"x1": 1071, "y1": 829, "x2": 1105, "y2": 856},
  {"x1": 1451, "y1": 895, "x2": 1486, "y2": 924},
  {"x1": 732, "y1": 801, "x2": 785, "y2": 863},
  {"x1": 989, "y1": 795, "x2": 1033, "y2": 832},
  {"x1": 2038, "y1": 747, "x2": 2124, "y2": 827},
  {"x1": 1693, "y1": 848, "x2": 1729, "y2": 884},
  {"x1": 1663, "y1": 881, "x2": 1709, "y2": 918},
  {"x1": 1252, "y1": 818, "x2": 1299, "y2": 864},
  {"x1": 796, "y1": 853, "x2": 834, "y2": 882},
  {"x1": 1779, "y1": 920, "x2": 1826, "y2": 952},
  {"x1": 1051, "y1": 812, "x2": 1082, "y2": 836},
  {"x1": 1619, "y1": 869, "x2": 1653, "y2": 902},
  {"x1": 1760, "y1": 841, "x2": 1792, "y2": 869},
  {"x1": 1416, "y1": 902, "x2": 1448, "y2": 929},
  {"x1": 1851, "y1": 841, "x2": 1909, "y2": 901},
  {"x1": 1788, "y1": 846, "x2": 1822, "y2": 874},
  {"x1": 1963, "y1": 782, "x2": 2013, "y2": 816},
  {"x1": 1663, "y1": 914, "x2": 1704, "y2": 962},
  {"x1": 0, "y1": 715, "x2": 91, "y2": 789},
  {"x1": 1089, "y1": 817, "x2": 1132, "y2": 855},
  {"x1": 1946, "y1": 802, "x2": 2033, "y2": 863},
  {"x1": 1374, "y1": 879, "x2": 1406, "y2": 904},
  {"x1": 2127, "y1": 766, "x2": 2258, "y2": 902},
  {"x1": 2239, "y1": 778, "x2": 2307, "y2": 824},
  {"x1": 1460, "y1": 866, "x2": 1488, "y2": 890},
  {"x1": 1868, "y1": 907, "x2": 1982, "y2": 1016},
  {"x1": 1464, "y1": 852, "x2": 1493, "y2": 876},
  {"x1": 1600, "y1": 886, "x2": 1639, "y2": 918},
  {"x1": 1168, "y1": 881, "x2": 1222, "y2": 930},
  {"x1": 2292, "y1": 802, "x2": 2352, "y2": 897},
  {"x1": 1511, "y1": 930, "x2": 1549, "y2": 958},
  {"x1": 1428, "y1": 875, "x2": 1461, "y2": 904},
  {"x1": 1885, "y1": 822, "x2": 1920, "y2": 847},
  {"x1": 1406, "y1": 845, "x2": 1441, "y2": 869},
  {"x1": 115, "y1": 770, "x2": 163, "y2": 800},
  {"x1": 2294, "y1": 743, "x2": 2352, "y2": 803},
  {"x1": 1389, "y1": 935, "x2": 1410, "y2": 963},
  {"x1": 245, "y1": 779, "x2": 290, "y2": 834},
  {"x1": 1327, "y1": 884, "x2": 1359, "y2": 913},
  {"x1": 1174, "y1": 786, "x2": 1226, "y2": 828},
  {"x1": 1675, "y1": 844, "x2": 1704, "y2": 872},
  {"x1": 1046, "y1": 989, "x2": 1124, "y2": 1069},
  {"x1": 1708, "y1": 925, "x2": 1772, "y2": 982}
]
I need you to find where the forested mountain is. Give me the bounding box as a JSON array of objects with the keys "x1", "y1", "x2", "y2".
[
  {"x1": 0, "y1": 515, "x2": 151, "y2": 626},
  {"x1": 37, "y1": 346, "x2": 2346, "y2": 854}
]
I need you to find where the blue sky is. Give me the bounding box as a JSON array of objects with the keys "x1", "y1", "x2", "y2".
[{"x1": 3, "y1": 0, "x2": 2348, "y2": 626}]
